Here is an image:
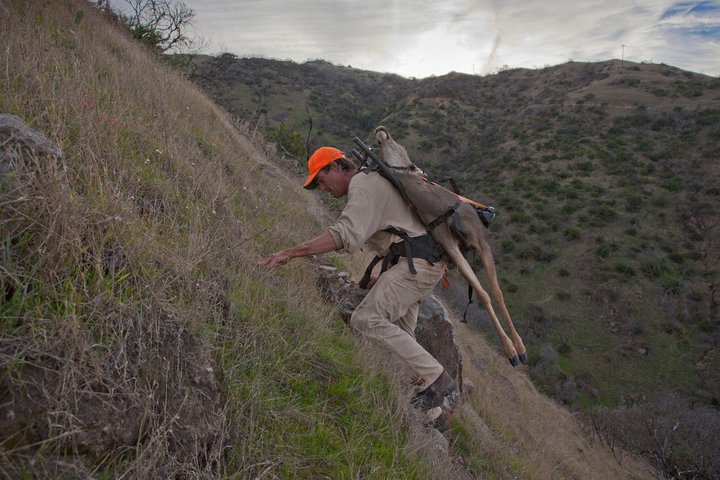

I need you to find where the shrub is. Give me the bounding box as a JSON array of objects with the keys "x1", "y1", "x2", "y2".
[
  {"x1": 624, "y1": 195, "x2": 643, "y2": 211},
  {"x1": 556, "y1": 291, "x2": 571, "y2": 301},
  {"x1": 595, "y1": 243, "x2": 616, "y2": 258},
  {"x1": 268, "y1": 122, "x2": 306, "y2": 158},
  {"x1": 576, "y1": 160, "x2": 594, "y2": 172},
  {"x1": 533, "y1": 246, "x2": 557, "y2": 263},
  {"x1": 588, "y1": 205, "x2": 617, "y2": 223},
  {"x1": 564, "y1": 226, "x2": 581, "y2": 240},
  {"x1": 614, "y1": 262, "x2": 636, "y2": 277},
  {"x1": 587, "y1": 396, "x2": 720, "y2": 479}
]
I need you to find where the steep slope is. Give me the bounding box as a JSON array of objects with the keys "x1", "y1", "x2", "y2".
[
  {"x1": 0, "y1": 1, "x2": 443, "y2": 477},
  {"x1": 192, "y1": 54, "x2": 720, "y2": 413},
  {"x1": 0, "y1": 0, "x2": 690, "y2": 478},
  {"x1": 410, "y1": 62, "x2": 720, "y2": 410}
]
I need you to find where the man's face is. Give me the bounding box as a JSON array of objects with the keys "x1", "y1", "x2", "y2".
[{"x1": 315, "y1": 163, "x2": 347, "y2": 198}]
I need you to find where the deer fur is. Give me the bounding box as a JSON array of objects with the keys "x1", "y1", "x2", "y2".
[{"x1": 374, "y1": 126, "x2": 527, "y2": 366}]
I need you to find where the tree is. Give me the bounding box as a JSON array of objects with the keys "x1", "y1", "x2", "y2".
[
  {"x1": 303, "y1": 102, "x2": 320, "y2": 161},
  {"x1": 268, "y1": 123, "x2": 306, "y2": 160},
  {"x1": 111, "y1": 0, "x2": 201, "y2": 53}
]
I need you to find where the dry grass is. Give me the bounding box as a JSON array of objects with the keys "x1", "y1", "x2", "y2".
[
  {"x1": 0, "y1": 1, "x2": 438, "y2": 478},
  {"x1": 0, "y1": 1, "x2": 661, "y2": 479},
  {"x1": 449, "y1": 309, "x2": 656, "y2": 480}
]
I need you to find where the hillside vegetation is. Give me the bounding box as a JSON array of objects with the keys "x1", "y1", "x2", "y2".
[
  {"x1": 192, "y1": 54, "x2": 720, "y2": 412},
  {"x1": 0, "y1": 1, "x2": 661, "y2": 479},
  {"x1": 1, "y1": 1, "x2": 431, "y2": 477}
]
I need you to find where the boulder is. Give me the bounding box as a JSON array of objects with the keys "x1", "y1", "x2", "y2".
[
  {"x1": 315, "y1": 264, "x2": 463, "y2": 389},
  {"x1": 0, "y1": 113, "x2": 63, "y2": 177}
]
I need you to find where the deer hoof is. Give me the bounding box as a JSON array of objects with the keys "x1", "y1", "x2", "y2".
[
  {"x1": 508, "y1": 355, "x2": 520, "y2": 367},
  {"x1": 519, "y1": 352, "x2": 529, "y2": 364}
]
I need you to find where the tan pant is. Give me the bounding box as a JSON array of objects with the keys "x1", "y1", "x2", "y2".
[{"x1": 349, "y1": 258, "x2": 445, "y2": 391}]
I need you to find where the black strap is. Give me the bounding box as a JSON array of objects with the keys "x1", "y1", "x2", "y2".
[
  {"x1": 426, "y1": 202, "x2": 460, "y2": 232},
  {"x1": 359, "y1": 254, "x2": 384, "y2": 289},
  {"x1": 461, "y1": 284, "x2": 473, "y2": 323},
  {"x1": 359, "y1": 231, "x2": 443, "y2": 289},
  {"x1": 385, "y1": 229, "x2": 444, "y2": 273}
]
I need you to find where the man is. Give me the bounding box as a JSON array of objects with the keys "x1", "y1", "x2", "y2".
[{"x1": 258, "y1": 146, "x2": 457, "y2": 424}]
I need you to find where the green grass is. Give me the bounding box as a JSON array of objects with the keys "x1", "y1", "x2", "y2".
[{"x1": 448, "y1": 416, "x2": 497, "y2": 478}]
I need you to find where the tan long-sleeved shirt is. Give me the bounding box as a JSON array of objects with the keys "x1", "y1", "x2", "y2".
[{"x1": 327, "y1": 171, "x2": 427, "y2": 255}]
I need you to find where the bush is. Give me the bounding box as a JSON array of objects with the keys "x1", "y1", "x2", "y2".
[
  {"x1": 614, "y1": 262, "x2": 636, "y2": 277},
  {"x1": 587, "y1": 396, "x2": 720, "y2": 479},
  {"x1": 564, "y1": 226, "x2": 581, "y2": 240},
  {"x1": 268, "y1": 123, "x2": 306, "y2": 159},
  {"x1": 556, "y1": 291, "x2": 571, "y2": 301},
  {"x1": 625, "y1": 195, "x2": 643, "y2": 211},
  {"x1": 596, "y1": 243, "x2": 617, "y2": 258}
]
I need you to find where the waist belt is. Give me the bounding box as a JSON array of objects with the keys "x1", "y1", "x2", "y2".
[{"x1": 359, "y1": 231, "x2": 444, "y2": 289}]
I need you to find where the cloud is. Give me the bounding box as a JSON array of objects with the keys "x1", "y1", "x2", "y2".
[
  {"x1": 660, "y1": 0, "x2": 720, "y2": 38},
  {"x1": 182, "y1": 0, "x2": 720, "y2": 76}
]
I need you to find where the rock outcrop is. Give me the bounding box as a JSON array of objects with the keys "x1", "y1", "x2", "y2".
[
  {"x1": 315, "y1": 264, "x2": 463, "y2": 389},
  {"x1": 0, "y1": 113, "x2": 63, "y2": 177}
]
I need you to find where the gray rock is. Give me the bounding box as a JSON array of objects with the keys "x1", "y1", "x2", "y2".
[
  {"x1": 0, "y1": 114, "x2": 63, "y2": 177},
  {"x1": 416, "y1": 295, "x2": 463, "y2": 389}
]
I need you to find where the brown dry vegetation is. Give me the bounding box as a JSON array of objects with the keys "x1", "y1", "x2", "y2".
[
  {"x1": 1, "y1": 0, "x2": 658, "y2": 478},
  {"x1": 451, "y1": 314, "x2": 655, "y2": 479}
]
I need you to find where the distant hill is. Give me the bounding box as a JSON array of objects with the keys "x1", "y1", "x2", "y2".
[{"x1": 189, "y1": 55, "x2": 720, "y2": 411}]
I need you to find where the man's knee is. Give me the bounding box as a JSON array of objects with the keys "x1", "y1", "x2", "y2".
[
  {"x1": 349, "y1": 306, "x2": 386, "y2": 334},
  {"x1": 349, "y1": 309, "x2": 369, "y2": 332}
]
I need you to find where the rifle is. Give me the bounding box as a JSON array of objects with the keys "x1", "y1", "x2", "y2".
[{"x1": 351, "y1": 136, "x2": 413, "y2": 206}]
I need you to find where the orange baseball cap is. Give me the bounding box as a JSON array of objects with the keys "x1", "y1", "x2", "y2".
[{"x1": 303, "y1": 147, "x2": 345, "y2": 189}]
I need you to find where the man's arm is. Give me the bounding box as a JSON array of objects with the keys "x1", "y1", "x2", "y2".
[{"x1": 258, "y1": 231, "x2": 338, "y2": 269}]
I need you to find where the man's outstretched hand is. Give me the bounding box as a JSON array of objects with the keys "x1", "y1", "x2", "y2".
[
  {"x1": 257, "y1": 232, "x2": 337, "y2": 270},
  {"x1": 258, "y1": 250, "x2": 291, "y2": 269}
]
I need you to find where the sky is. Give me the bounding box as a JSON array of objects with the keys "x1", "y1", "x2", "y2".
[{"x1": 173, "y1": 0, "x2": 720, "y2": 78}]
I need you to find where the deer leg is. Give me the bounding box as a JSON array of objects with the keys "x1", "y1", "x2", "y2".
[
  {"x1": 474, "y1": 239, "x2": 528, "y2": 364},
  {"x1": 443, "y1": 243, "x2": 520, "y2": 366}
]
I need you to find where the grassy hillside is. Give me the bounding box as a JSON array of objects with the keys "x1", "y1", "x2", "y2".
[
  {"x1": 410, "y1": 62, "x2": 720, "y2": 411},
  {"x1": 0, "y1": 1, "x2": 663, "y2": 478},
  {"x1": 191, "y1": 53, "x2": 720, "y2": 413},
  {"x1": 0, "y1": 1, "x2": 436, "y2": 477}
]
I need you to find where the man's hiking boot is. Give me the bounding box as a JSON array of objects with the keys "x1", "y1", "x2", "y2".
[
  {"x1": 411, "y1": 370, "x2": 458, "y2": 413},
  {"x1": 423, "y1": 406, "x2": 450, "y2": 433},
  {"x1": 434, "y1": 412, "x2": 450, "y2": 433}
]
